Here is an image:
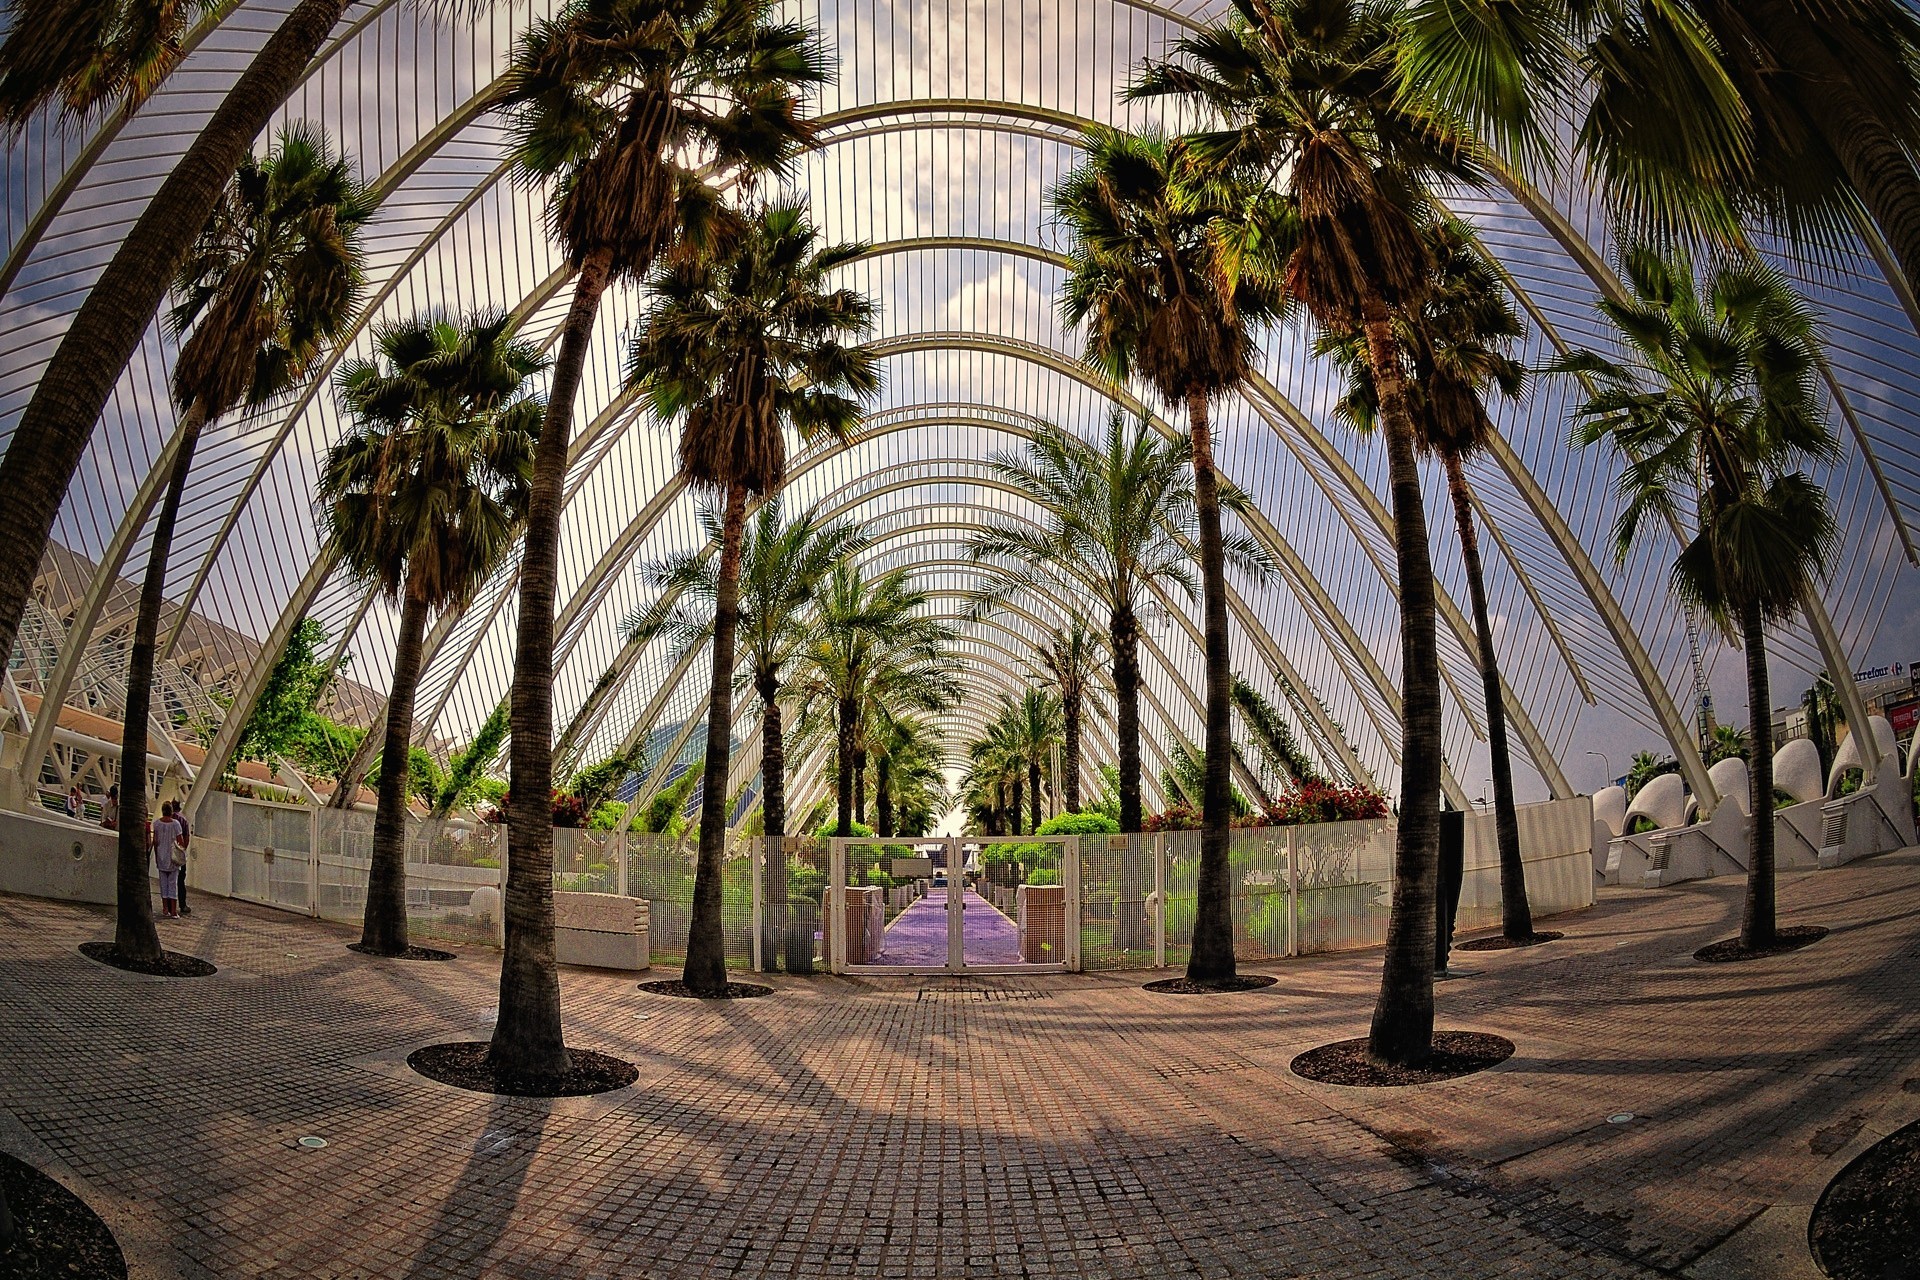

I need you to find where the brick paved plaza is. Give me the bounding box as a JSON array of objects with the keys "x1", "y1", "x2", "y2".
[{"x1": 3, "y1": 850, "x2": 1918, "y2": 1280}]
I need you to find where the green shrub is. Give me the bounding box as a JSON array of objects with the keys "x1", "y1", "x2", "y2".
[
  {"x1": 1626, "y1": 814, "x2": 1659, "y2": 835},
  {"x1": 1034, "y1": 811, "x2": 1120, "y2": 837},
  {"x1": 1027, "y1": 868, "x2": 1059, "y2": 886},
  {"x1": 814, "y1": 819, "x2": 876, "y2": 840},
  {"x1": 473, "y1": 856, "x2": 500, "y2": 869}
]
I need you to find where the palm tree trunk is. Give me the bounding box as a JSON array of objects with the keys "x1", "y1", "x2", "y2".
[
  {"x1": 1740, "y1": 598, "x2": 1778, "y2": 950},
  {"x1": 114, "y1": 400, "x2": 207, "y2": 962},
  {"x1": 1028, "y1": 758, "x2": 1042, "y2": 834},
  {"x1": 685, "y1": 480, "x2": 747, "y2": 995},
  {"x1": 1063, "y1": 690, "x2": 1082, "y2": 812},
  {"x1": 1010, "y1": 777, "x2": 1024, "y2": 836},
  {"x1": 759, "y1": 679, "x2": 787, "y2": 971},
  {"x1": 358, "y1": 572, "x2": 428, "y2": 956},
  {"x1": 1363, "y1": 305, "x2": 1442, "y2": 1066},
  {"x1": 1110, "y1": 602, "x2": 1147, "y2": 949},
  {"x1": 1185, "y1": 392, "x2": 1237, "y2": 985},
  {"x1": 876, "y1": 754, "x2": 894, "y2": 837},
  {"x1": 835, "y1": 695, "x2": 857, "y2": 836},
  {"x1": 1443, "y1": 453, "x2": 1532, "y2": 940},
  {"x1": 491, "y1": 247, "x2": 614, "y2": 1079},
  {"x1": 0, "y1": 0, "x2": 349, "y2": 672},
  {"x1": 853, "y1": 748, "x2": 867, "y2": 828},
  {"x1": 1741, "y1": 1, "x2": 1920, "y2": 318},
  {"x1": 1111, "y1": 604, "x2": 1143, "y2": 831}
]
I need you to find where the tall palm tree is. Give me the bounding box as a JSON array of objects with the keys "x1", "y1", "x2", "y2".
[
  {"x1": 628, "y1": 499, "x2": 869, "y2": 969},
  {"x1": 1138, "y1": 0, "x2": 1484, "y2": 1056},
  {"x1": 1009, "y1": 688, "x2": 1062, "y2": 834},
  {"x1": 972, "y1": 418, "x2": 1200, "y2": 824},
  {"x1": 105, "y1": 124, "x2": 367, "y2": 967},
  {"x1": 872, "y1": 715, "x2": 945, "y2": 836},
  {"x1": 1031, "y1": 613, "x2": 1107, "y2": 813},
  {"x1": 0, "y1": 0, "x2": 380, "y2": 673},
  {"x1": 1559, "y1": 247, "x2": 1838, "y2": 950},
  {"x1": 1052, "y1": 127, "x2": 1284, "y2": 986},
  {"x1": 965, "y1": 705, "x2": 1026, "y2": 837},
  {"x1": 1406, "y1": 0, "x2": 1920, "y2": 323},
  {"x1": 320, "y1": 312, "x2": 544, "y2": 958},
  {"x1": 626, "y1": 198, "x2": 877, "y2": 995},
  {"x1": 491, "y1": 0, "x2": 823, "y2": 1062},
  {"x1": 791, "y1": 565, "x2": 957, "y2": 838},
  {"x1": 1315, "y1": 216, "x2": 1541, "y2": 943}
]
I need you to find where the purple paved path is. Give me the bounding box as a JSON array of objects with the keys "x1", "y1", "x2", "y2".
[{"x1": 872, "y1": 888, "x2": 1025, "y2": 966}]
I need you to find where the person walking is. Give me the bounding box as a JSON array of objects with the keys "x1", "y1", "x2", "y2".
[
  {"x1": 65, "y1": 785, "x2": 82, "y2": 819},
  {"x1": 101, "y1": 783, "x2": 119, "y2": 830},
  {"x1": 173, "y1": 801, "x2": 192, "y2": 916},
  {"x1": 152, "y1": 801, "x2": 185, "y2": 920}
]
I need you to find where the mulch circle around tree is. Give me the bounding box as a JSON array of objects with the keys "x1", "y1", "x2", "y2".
[
  {"x1": 0, "y1": 1150, "x2": 128, "y2": 1280},
  {"x1": 636, "y1": 980, "x2": 775, "y2": 1000},
  {"x1": 1693, "y1": 925, "x2": 1829, "y2": 964},
  {"x1": 1808, "y1": 1117, "x2": 1920, "y2": 1280},
  {"x1": 346, "y1": 943, "x2": 455, "y2": 963},
  {"x1": 1455, "y1": 930, "x2": 1565, "y2": 953},
  {"x1": 406, "y1": 1042, "x2": 637, "y2": 1098},
  {"x1": 1142, "y1": 974, "x2": 1279, "y2": 995},
  {"x1": 76, "y1": 942, "x2": 216, "y2": 979},
  {"x1": 1290, "y1": 1031, "x2": 1516, "y2": 1087}
]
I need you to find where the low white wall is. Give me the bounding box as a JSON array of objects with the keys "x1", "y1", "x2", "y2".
[{"x1": 0, "y1": 806, "x2": 118, "y2": 905}]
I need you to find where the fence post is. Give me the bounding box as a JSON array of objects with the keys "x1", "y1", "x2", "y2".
[
  {"x1": 750, "y1": 835, "x2": 763, "y2": 973},
  {"x1": 1153, "y1": 833, "x2": 1166, "y2": 969},
  {"x1": 828, "y1": 837, "x2": 846, "y2": 973},
  {"x1": 1064, "y1": 836, "x2": 1081, "y2": 971},
  {"x1": 307, "y1": 807, "x2": 319, "y2": 918},
  {"x1": 1286, "y1": 826, "x2": 1298, "y2": 958},
  {"x1": 616, "y1": 831, "x2": 628, "y2": 898}
]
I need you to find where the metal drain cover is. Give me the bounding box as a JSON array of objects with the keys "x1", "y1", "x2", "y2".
[
  {"x1": 1607, "y1": 1113, "x2": 1635, "y2": 1125},
  {"x1": 297, "y1": 1136, "x2": 328, "y2": 1149}
]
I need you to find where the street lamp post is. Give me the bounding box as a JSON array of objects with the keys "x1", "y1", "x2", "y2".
[{"x1": 1585, "y1": 750, "x2": 1613, "y2": 789}]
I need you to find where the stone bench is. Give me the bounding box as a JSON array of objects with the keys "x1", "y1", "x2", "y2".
[{"x1": 553, "y1": 891, "x2": 650, "y2": 971}]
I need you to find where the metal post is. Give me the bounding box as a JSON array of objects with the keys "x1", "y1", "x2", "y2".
[
  {"x1": 828, "y1": 837, "x2": 847, "y2": 973},
  {"x1": 1153, "y1": 833, "x2": 1166, "y2": 969},
  {"x1": 307, "y1": 808, "x2": 319, "y2": 918},
  {"x1": 946, "y1": 836, "x2": 963, "y2": 972},
  {"x1": 1064, "y1": 836, "x2": 1082, "y2": 971},
  {"x1": 1286, "y1": 826, "x2": 1298, "y2": 958},
  {"x1": 750, "y1": 835, "x2": 763, "y2": 974},
  {"x1": 616, "y1": 831, "x2": 628, "y2": 898}
]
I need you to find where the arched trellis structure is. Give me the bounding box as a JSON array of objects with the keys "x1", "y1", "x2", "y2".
[{"x1": 5, "y1": 0, "x2": 1916, "y2": 828}]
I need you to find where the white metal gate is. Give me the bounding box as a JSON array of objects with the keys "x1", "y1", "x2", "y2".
[
  {"x1": 229, "y1": 796, "x2": 315, "y2": 914},
  {"x1": 826, "y1": 835, "x2": 1079, "y2": 975}
]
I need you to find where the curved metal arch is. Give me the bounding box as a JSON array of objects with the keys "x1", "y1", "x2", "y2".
[
  {"x1": 805, "y1": 491, "x2": 1363, "y2": 786},
  {"x1": 554, "y1": 437, "x2": 1383, "y2": 796}
]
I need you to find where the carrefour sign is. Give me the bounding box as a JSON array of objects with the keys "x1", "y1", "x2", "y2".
[{"x1": 1853, "y1": 661, "x2": 1906, "y2": 683}]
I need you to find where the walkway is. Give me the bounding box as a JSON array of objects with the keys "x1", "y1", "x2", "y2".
[
  {"x1": 872, "y1": 887, "x2": 1024, "y2": 967},
  {"x1": 4, "y1": 850, "x2": 1920, "y2": 1279}
]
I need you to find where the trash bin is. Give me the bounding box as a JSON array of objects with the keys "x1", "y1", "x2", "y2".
[{"x1": 786, "y1": 900, "x2": 818, "y2": 975}]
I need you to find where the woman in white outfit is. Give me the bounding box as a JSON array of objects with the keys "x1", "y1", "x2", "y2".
[{"x1": 152, "y1": 804, "x2": 185, "y2": 919}]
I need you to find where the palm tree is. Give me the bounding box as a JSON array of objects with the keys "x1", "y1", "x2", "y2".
[
  {"x1": 1137, "y1": 0, "x2": 1484, "y2": 1055},
  {"x1": 965, "y1": 704, "x2": 1027, "y2": 837},
  {"x1": 104, "y1": 124, "x2": 367, "y2": 967},
  {"x1": 1315, "y1": 216, "x2": 1541, "y2": 943},
  {"x1": 1031, "y1": 613, "x2": 1106, "y2": 813},
  {"x1": 0, "y1": 0, "x2": 381, "y2": 673},
  {"x1": 873, "y1": 716, "x2": 946, "y2": 836},
  {"x1": 1801, "y1": 672, "x2": 1846, "y2": 777},
  {"x1": 628, "y1": 498, "x2": 869, "y2": 970},
  {"x1": 1559, "y1": 247, "x2": 1838, "y2": 951},
  {"x1": 1052, "y1": 125, "x2": 1284, "y2": 986},
  {"x1": 320, "y1": 312, "x2": 543, "y2": 957},
  {"x1": 792, "y1": 565, "x2": 957, "y2": 838},
  {"x1": 625, "y1": 198, "x2": 877, "y2": 994},
  {"x1": 491, "y1": 0, "x2": 823, "y2": 1063},
  {"x1": 1406, "y1": 0, "x2": 1920, "y2": 325},
  {"x1": 1009, "y1": 688, "x2": 1062, "y2": 833},
  {"x1": 0, "y1": 0, "x2": 217, "y2": 125},
  {"x1": 1708, "y1": 723, "x2": 1752, "y2": 765}
]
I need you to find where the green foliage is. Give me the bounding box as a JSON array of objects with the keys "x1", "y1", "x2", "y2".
[
  {"x1": 636, "y1": 761, "x2": 702, "y2": 836},
  {"x1": 1625, "y1": 750, "x2": 1677, "y2": 800},
  {"x1": 1232, "y1": 676, "x2": 1324, "y2": 786},
  {"x1": 1036, "y1": 811, "x2": 1120, "y2": 837},
  {"x1": 1026, "y1": 868, "x2": 1060, "y2": 887},
  {"x1": 434, "y1": 702, "x2": 510, "y2": 817},
  {"x1": 235, "y1": 618, "x2": 349, "y2": 764},
  {"x1": 588, "y1": 801, "x2": 629, "y2": 831},
  {"x1": 1707, "y1": 723, "x2": 1751, "y2": 765},
  {"x1": 815, "y1": 819, "x2": 876, "y2": 840}
]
